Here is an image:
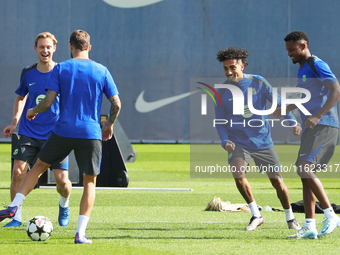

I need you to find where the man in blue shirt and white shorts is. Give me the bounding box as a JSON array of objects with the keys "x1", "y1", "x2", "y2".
[
  {"x1": 0, "y1": 30, "x2": 121, "y2": 244},
  {"x1": 215, "y1": 46, "x2": 301, "y2": 231}
]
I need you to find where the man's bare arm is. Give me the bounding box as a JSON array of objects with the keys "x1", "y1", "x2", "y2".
[
  {"x1": 101, "y1": 95, "x2": 121, "y2": 141},
  {"x1": 33, "y1": 90, "x2": 58, "y2": 114},
  {"x1": 107, "y1": 95, "x2": 121, "y2": 125},
  {"x1": 27, "y1": 90, "x2": 58, "y2": 120}
]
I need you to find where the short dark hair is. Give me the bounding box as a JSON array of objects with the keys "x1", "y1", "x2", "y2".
[
  {"x1": 69, "y1": 30, "x2": 90, "y2": 51},
  {"x1": 216, "y1": 47, "x2": 249, "y2": 66},
  {"x1": 284, "y1": 31, "x2": 310, "y2": 47}
]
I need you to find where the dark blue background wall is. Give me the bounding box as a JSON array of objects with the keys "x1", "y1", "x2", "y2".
[{"x1": 1, "y1": 0, "x2": 339, "y2": 142}]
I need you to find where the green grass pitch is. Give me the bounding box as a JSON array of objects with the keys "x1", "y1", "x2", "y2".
[{"x1": 0, "y1": 143, "x2": 340, "y2": 254}]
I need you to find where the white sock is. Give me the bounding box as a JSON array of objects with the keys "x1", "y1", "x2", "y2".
[
  {"x1": 284, "y1": 207, "x2": 295, "y2": 221},
  {"x1": 12, "y1": 205, "x2": 22, "y2": 222},
  {"x1": 76, "y1": 215, "x2": 90, "y2": 237},
  {"x1": 248, "y1": 200, "x2": 261, "y2": 217},
  {"x1": 324, "y1": 207, "x2": 337, "y2": 219},
  {"x1": 304, "y1": 218, "x2": 316, "y2": 230},
  {"x1": 10, "y1": 193, "x2": 26, "y2": 208},
  {"x1": 59, "y1": 195, "x2": 70, "y2": 208}
]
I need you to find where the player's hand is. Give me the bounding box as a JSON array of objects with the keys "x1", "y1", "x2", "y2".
[
  {"x1": 3, "y1": 124, "x2": 16, "y2": 138},
  {"x1": 303, "y1": 115, "x2": 321, "y2": 129},
  {"x1": 102, "y1": 122, "x2": 113, "y2": 141},
  {"x1": 224, "y1": 141, "x2": 235, "y2": 153},
  {"x1": 290, "y1": 125, "x2": 302, "y2": 136},
  {"x1": 273, "y1": 106, "x2": 290, "y2": 119},
  {"x1": 272, "y1": 107, "x2": 282, "y2": 119},
  {"x1": 26, "y1": 108, "x2": 38, "y2": 120}
]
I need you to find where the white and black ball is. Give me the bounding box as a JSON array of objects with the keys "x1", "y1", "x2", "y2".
[{"x1": 26, "y1": 216, "x2": 53, "y2": 241}]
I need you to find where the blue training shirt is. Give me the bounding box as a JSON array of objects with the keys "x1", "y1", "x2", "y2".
[
  {"x1": 297, "y1": 55, "x2": 339, "y2": 132},
  {"x1": 215, "y1": 74, "x2": 298, "y2": 150},
  {"x1": 15, "y1": 63, "x2": 60, "y2": 140},
  {"x1": 46, "y1": 59, "x2": 119, "y2": 140}
]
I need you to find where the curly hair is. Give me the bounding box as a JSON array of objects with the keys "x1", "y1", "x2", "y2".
[
  {"x1": 284, "y1": 31, "x2": 310, "y2": 47},
  {"x1": 216, "y1": 47, "x2": 249, "y2": 66}
]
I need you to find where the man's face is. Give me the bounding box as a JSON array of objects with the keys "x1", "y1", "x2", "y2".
[
  {"x1": 285, "y1": 40, "x2": 305, "y2": 64},
  {"x1": 223, "y1": 59, "x2": 244, "y2": 82},
  {"x1": 34, "y1": 38, "x2": 56, "y2": 63}
]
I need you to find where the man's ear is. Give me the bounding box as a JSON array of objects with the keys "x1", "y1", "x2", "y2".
[
  {"x1": 240, "y1": 61, "x2": 245, "y2": 71},
  {"x1": 300, "y1": 41, "x2": 308, "y2": 51}
]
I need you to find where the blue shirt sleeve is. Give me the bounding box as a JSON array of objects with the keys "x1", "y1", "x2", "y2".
[
  {"x1": 46, "y1": 64, "x2": 60, "y2": 93},
  {"x1": 314, "y1": 60, "x2": 338, "y2": 84},
  {"x1": 214, "y1": 92, "x2": 230, "y2": 149},
  {"x1": 103, "y1": 68, "x2": 119, "y2": 99},
  {"x1": 262, "y1": 77, "x2": 300, "y2": 126},
  {"x1": 15, "y1": 68, "x2": 29, "y2": 97}
]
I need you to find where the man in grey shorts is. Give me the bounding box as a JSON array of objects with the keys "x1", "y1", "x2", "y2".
[
  {"x1": 296, "y1": 126, "x2": 338, "y2": 169},
  {"x1": 215, "y1": 47, "x2": 301, "y2": 231},
  {"x1": 276, "y1": 31, "x2": 340, "y2": 239},
  {"x1": 229, "y1": 146, "x2": 280, "y2": 174},
  {"x1": 38, "y1": 133, "x2": 102, "y2": 177}
]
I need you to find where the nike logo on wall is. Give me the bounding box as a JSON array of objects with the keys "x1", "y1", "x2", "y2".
[
  {"x1": 135, "y1": 90, "x2": 199, "y2": 113},
  {"x1": 103, "y1": 0, "x2": 164, "y2": 8}
]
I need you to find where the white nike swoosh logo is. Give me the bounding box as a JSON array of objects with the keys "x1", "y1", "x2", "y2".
[
  {"x1": 103, "y1": 0, "x2": 164, "y2": 8},
  {"x1": 135, "y1": 90, "x2": 198, "y2": 113}
]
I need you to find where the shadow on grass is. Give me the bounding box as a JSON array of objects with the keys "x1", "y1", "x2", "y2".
[
  {"x1": 90, "y1": 225, "x2": 290, "y2": 241},
  {"x1": 91, "y1": 235, "x2": 287, "y2": 240},
  {"x1": 115, "y1": 226, "x2": 234, "y2": 231}
]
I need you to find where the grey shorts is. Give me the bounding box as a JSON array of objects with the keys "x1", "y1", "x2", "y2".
[
  {"x1": 12, "y1": 134, "x2": 68, "y2": 170},
  {"x1": 38, "y1": 132, "x2": 102, "y2": 176},
  {"x1": 228, "y1": 145, "x2": 281, "y2": 173},
  {"x1": 296, "y1": 125, "x2": 338, "y2": 169}
]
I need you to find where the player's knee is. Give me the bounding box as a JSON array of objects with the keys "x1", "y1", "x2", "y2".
[
  {"x1": 297, "y1": 168, "x2": 314, "y2": 178},
  {"x1": 270, "y1": 178, "x2": 284, "y2": 190},
  {"x1": 234, "y1": 177, "x2": 246, "y2": 187},
  {"x1": 55, "y1": 177, "x2": 70, "y2": 188},
  {"x1": 12, "y1": 167, "x2": 26, "y2": 180}
]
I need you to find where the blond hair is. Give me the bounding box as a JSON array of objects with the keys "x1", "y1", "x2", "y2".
[{"x1": 34, "y1": 32, "x2": 58, "y2": 46}]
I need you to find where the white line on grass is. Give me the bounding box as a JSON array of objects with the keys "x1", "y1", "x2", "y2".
[{"x1": 39, "y1": 186, "x2": 193, "y2": 191}]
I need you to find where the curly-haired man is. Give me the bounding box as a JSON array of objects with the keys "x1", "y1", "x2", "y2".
[{"x1": 215, "y1": 46, "x2": 301, "y2": 231}]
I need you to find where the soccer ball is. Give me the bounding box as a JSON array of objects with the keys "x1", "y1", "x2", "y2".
[{"x1": 26, "y1": 216, "x2": 53, "y2": 241}]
